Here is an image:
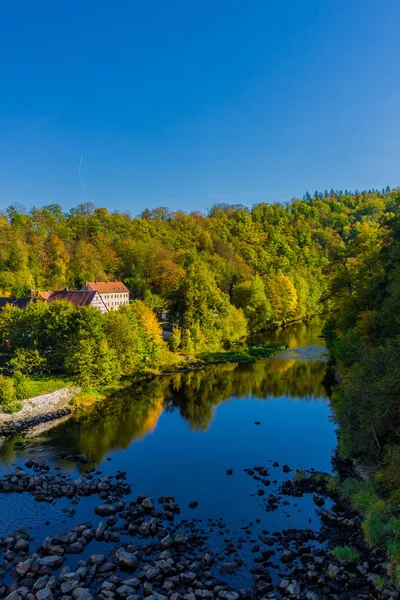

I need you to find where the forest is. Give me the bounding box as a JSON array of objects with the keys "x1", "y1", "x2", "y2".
[
  {"x1": 1, "y1": 187, "x2": 398, "y2": 341},
  {"x1": 0, "y1": 188, "x2": 399, "y2": 402}
]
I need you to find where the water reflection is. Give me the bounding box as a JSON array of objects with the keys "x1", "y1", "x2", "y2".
[{"x1": 0, "y1": 354, "x2": 329, "y2": 468}]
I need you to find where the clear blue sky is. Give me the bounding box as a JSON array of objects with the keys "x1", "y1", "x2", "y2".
[{"x1": 0, "y1": 0, "x2": 399, "y2": 215}]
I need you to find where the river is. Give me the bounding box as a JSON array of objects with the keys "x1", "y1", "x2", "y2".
[{"x1": 0, "y1": 319, "x2": 337, "y2": 588}]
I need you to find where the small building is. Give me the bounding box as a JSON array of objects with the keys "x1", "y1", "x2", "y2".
[
  {"x1": 47, "y1": 290, "x2": 108, "y2": 313},
  {"x1": 0, "y1": 298, "x2": 30, "y2": 310},
  {"x1": 83, "y1": 281, "x2": 129, "y2": 311}
]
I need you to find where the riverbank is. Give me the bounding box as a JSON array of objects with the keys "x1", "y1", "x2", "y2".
[
  {"x1": 0, "y1": 387, "x2": 79, "y2": 439},
  {"x1": 0, "y1": 341, "x2": 291, "y2": 439},
  {"x1": 0, "y1": 460, "x2": 397, "y2": 599}
]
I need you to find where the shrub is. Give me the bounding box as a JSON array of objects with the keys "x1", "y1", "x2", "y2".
[
  {"x1": 169, "y1": 326, "x2": 182, "y2": 352},
  {"x1": 0, "y1": 375, "x2": 22, "y2": 413},
  {"x1": 10, "y1": 348, "x2": 46, "y2": 375},
  {"x1": 13, "y1": 370, "x2": 28, "y2": 401},
  {"x1": 332, "y1": 546, "x2": 360, "y2": 564},
  {"x1": 362, "y1": 515, "x2": 391, "y2": 546},
  {"x1": 340, "y1": 478, "x2": 379, "y2": 515}
]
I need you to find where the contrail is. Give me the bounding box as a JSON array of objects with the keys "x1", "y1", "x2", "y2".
[{"x1": 79, "y1": 155, "x2": 84, "y2": 191}]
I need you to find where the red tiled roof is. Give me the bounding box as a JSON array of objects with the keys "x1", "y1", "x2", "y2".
[
  {"x1": 48, "y1": 290, "x2": 99, "y2": 307},
  {"x1": 85, "y1": 281, "x2": 129, "y2": 293},
  {"x1": 38, "y1": 291, "x2": 52, "y2": 300}
]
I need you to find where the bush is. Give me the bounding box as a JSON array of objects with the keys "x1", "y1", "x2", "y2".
[
  {"x1": 10, "y1": 348, "x2": 46, "y2": 375},
  {"x1": 169, "y1": 326, "x2": 182, "y2": 352},
  {"x1": 339, "y1": 478, "x2": 379, "y2": 515},
  {"x1": 362, "y1": 515, "x2": 391, "y2": 546},
  {"x1": 13, "y1": 370, "x2": 28, "y2": 401},
  {"x1": 0, "y1": 375, "x2": 22, "y2": 413},
  {"x1": 332, "y1": 546, "x2": 360, "y2": 564}
]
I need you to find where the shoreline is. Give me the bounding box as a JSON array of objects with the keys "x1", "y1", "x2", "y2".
[
  {"x1": 0, "y1": 461, "x2": 396, "y2": 599},
  {"x1": 0, "y1": 387, "x2": 79, "y2": 439}
]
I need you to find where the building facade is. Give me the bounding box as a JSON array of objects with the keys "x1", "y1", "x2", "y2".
[
  {"x1": 47, "y1": 290, "x2": 108, "y2": 313},
  {"x1": 83, "y1": 281, "x2": 129, "y2": 311}
]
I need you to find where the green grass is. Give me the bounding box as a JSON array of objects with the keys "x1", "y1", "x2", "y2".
[
  {"x1": 339, "y1": 476, "x2": 400, "y2": 583},
  {"x1": 248, "y1": 342, "x2": 288, "y2": 357},
  {"x1": 200, "y1": 352, "x2": 256, "y2": 364},
  {"x1": 332, "y1": 546, "x2": 360, "y2": 564},
  {"x1": 24, "y1": 375, "x2": 73, "y2": 398}
]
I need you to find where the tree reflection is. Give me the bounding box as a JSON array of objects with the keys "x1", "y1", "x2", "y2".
[{"x1": 0, "y1": 349, "x2": 329, "y2": 467}]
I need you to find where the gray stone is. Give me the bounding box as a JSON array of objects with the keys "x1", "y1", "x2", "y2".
[
  {"x1": 40, "y1": 556, "x2": 64, "y2": 569},
  {"x1": 71, "y1": 588, "x2": 93, "y2": 600},
  {"x1": 16, "y1": 559, "x2": 32, "y2": 578},
  {"x1": 116, "y1": 550, "x2": 139, "y2": 571},
  {"x1": 286, "y1": 581, "x2": 300, "y2": 596},
  {"x1": 60, "y1": 581, "x2": 79, "y2": 594},
  {"x1": 115, "y1": 585, "x2": 134, "y2": 598},
  {"x1": 95, "y1": 505, "x2": 116, "y2": 517},
  {"x1": 88, "y1": 554, "x2": 106, "y2": 566},
  {"x1": 218, "y1": 593, "x2": 239, "y2": 600},
  {"x1": 141, "y1": 497, "x2": 154, "y2": 511},
  {"x1": 146, "y1": 566, "x2": 161, "y2": 581},
  {"x1": 35, "y1": 590, "x2": 53, "y2": 600}
]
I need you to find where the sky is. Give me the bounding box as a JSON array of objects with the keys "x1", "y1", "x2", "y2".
[{"x1": 0, "y1": 0, "x2": 399, "y2": 216}]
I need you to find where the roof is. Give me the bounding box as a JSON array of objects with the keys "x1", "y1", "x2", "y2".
[
  {"x1": 37, "y1": 291, "x2": 52, "y2": 300},
  {"x1": 85, "y1": 281, "x2": 129, "y2": 293},
  {"x1": 0, "y1": 298, "x2": 30, "y2": 310},
  {"x1": 48, "y1": 290, "x2": 99, "y2": 307}
]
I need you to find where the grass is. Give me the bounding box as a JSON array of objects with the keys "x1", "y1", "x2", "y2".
[
  {"x1": 199, "y1": 352, "x2": 256, "y2": 364},
  {"x1": 248, "y1": 342, "x2": 288, "y2": 357},
  {"x1": 24, "y1": 375, "x2": 73, "y2": 398},
  {"x1": 339, "y1": 477, "x2": 400, "y2": 583},
  {"x1": 332, "y1": 546, "x2": 360, "y2": 564}
]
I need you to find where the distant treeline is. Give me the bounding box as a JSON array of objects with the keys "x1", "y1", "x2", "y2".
[{"x1": 1, "y1": 187, "x2": 399, "y2": 352}]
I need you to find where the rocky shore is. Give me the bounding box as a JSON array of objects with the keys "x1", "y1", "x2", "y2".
[
  {"x1": 0, "y1": 460, "x2": 397, "y2": 600},
  {"x1": 0, "y1": 388, "x2": 79, "y2": 439}
]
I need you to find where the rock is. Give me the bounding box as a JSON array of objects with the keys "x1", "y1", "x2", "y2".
[
  {"x1": 286, "y1": 581, "x2": 300, "y2": 596},
  {"x1": 141, "y1": 497, "x2": 154, "y2": 511},
  {"x1": 226, "y1": 469, "x2": 233, "y2": 475},
  {"x1": 35, "y1": 591, "x2": 53, "y2": 600},
  {"x1": 218, "y1": 593, "x2": 239, "y2": 600},
  {"x1": 116, "y1": 585, "x2": 134, "y2": 598},
  {"x1": 116, "y1": 550, "x2": 139, "y2": 571},
  {"x1": 194, "y1": 591, "x2": 212, "y2": 599},
  {"x1": 188, "y1": 501, "x2": 198, "y2": 509},
  {"x1": 327, "y1": 563, "x2": 340, "y2": 577},
  {"x1": 95, "y1": 505, "x2": 116, "y2": 517},
  {"x1": 39, "y1": 556, "x2": 64, "y2": 569},
  {"x1": 221, "y1": 562, "x2": 235, "y2": 574},
  {"x1": 282, "y1": 465, "x2": 292, "y2": 473},
  {"x1": 16, "y1": 559, "x2": 32, "y2": 578},
  {"x1": 173, "y1": 530, "x2": 187, "y2": 545},
  {"x1": 88, "y1": 554, "x2": 106, "y2": 566},
  {"x1": 60, "y1": 581, "x2": 79, "y2": 595},
  {"x1": 312, "y1": 493, "x2": 325, "y2": 507},
  {"x1": 65, "y1": 542, "x2": 83, "y2": 554},
  {"x1": 5, "y1": 592, "x2": 22, "y2": 600},
  {"x1": 95, "y1": 522, "x2": 106, "y2": 540},
  {"x1": 71, "y1": 588, "x2": 93, "y2": 600},
  {"x1": 146, "y1": 566, "x2": 160, "y2": 581}
]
